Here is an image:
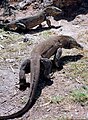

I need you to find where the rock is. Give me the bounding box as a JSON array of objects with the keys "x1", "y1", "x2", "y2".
[
  {"x1": 53, "y1": 0, "x2": 82, "y2": 9},
  {"x1": 0, "y1": 35, "x2": 3, "y2": 40},
  {"x1": 6, "y1": 59, "x2": 15, "y2": 63},
  {"x1": 0, "y1": 44, "x2": 4, "y2": 49}
]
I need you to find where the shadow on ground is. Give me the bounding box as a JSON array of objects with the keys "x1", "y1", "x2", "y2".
[
  {"x1": 26, "y1": 54, "x2": 83, "y2": 110},
  {"x1": 11, "y1": 25, "x2": 62, "y2": 34},
  {"x1": 52, "y1": 54, "x2": 83, "y2": 71}
]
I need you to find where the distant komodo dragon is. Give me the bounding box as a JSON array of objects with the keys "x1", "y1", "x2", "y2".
[
  {"x1": 0, "y1": 35, "x2": 83, "y2": 119},
  {"x1": 4, "y1": 6, "x2": 62, "y2": 31}
]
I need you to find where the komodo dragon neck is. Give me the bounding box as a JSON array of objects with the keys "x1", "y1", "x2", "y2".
[{"x1": 0, "y1": 35, "x2": 83, "y2": 119}]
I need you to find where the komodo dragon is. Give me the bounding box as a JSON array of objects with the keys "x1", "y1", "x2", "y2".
[
  {"x1": 4, "y1": 6, "x2": 62, "y2": 31},
  {"x1": 0, "y1": 35, "x2": 83, "y2": 119}
]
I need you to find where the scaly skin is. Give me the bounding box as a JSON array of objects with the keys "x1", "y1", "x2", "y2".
[
  {"x1": 4, "y1": 6, "x2": 62, "y2": 31},
  {"x1": 0, "y1": 35, "x2": 83, "y2": 119}
]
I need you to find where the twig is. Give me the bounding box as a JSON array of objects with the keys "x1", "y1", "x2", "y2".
[
  {"x1": 40, "y1": 101, "x2": 51, "y2": 107},
  {"x1": 10, "y1": 65, "x2": 15, "y2": 73}
]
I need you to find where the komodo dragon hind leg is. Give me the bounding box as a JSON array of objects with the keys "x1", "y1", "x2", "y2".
[
  {"x1": 46, "y1": 17, "x2": 51, "y2": 28},
  {"x1": 19, "y1": 59, "x2": 30, "y2": 91},
  {"x1": 54, "y1": 48, "x2": 62, "y2": 68},
  {"x1": 16, "y1": 22, "x2": 26, "y2": 29},
  {"x1": 19, "y1": 58, "x2": 52, "y2": 91},
  {"x1": 40, "y1": 58, "x2": 52, "y2": 79}
]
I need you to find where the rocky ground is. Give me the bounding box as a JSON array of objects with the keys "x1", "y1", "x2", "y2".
[{"x1": 0, "y1": 1, "x2": 88, "y2": 120}]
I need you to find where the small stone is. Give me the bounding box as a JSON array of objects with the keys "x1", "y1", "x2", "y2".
[
  {"x1": 0, "y1": 35, "x2": 3, "y2": 40},
  {"x1": 0, "y1": 44, "x2": 4, "y2": 49},
  {"x1": 6, "y1": 59, "x2": 15, "y2": 63}
]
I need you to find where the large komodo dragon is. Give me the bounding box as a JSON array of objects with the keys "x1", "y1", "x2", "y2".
[
  {"x1": 0, "y1": 35, "x2": 83, "y2": 119},
  {"x1": 4, "y1": 6, "x2": 62, "y2": 31}
]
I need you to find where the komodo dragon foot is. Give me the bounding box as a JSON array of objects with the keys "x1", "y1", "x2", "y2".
[{"x1": 19, "y1": 58, "x2": 52, "y2": 91}]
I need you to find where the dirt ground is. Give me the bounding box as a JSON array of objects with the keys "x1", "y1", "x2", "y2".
[{"x1": 0, "y1": 1, "x2": 88, "y2": 120}]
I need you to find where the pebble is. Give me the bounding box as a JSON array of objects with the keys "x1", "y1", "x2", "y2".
[{"x1": 6, "y1": 59, "x2": 15, "y2": 63}]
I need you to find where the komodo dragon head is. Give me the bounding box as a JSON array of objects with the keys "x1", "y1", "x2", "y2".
[
  {"x1": 59, "y1": 35, "x2": 83, "y2": 50},
  {"x1": 44, "y1": 6, "x2": 62, "y2": 17}
]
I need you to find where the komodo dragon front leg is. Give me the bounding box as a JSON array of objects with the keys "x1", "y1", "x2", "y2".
[
  {"x1": 37, "y1": 17, "x2": 51, "y2": 29},
  {"x1": 19, "y1": 58, "x2": 52, "y2": 91},
  {"x1": 37, "y1": 17, "x2": 51, "y2": 28},
  {"x1": 19, "y1": 59, "x2": 30, "y2": 91},
  {"x1": 54, "y1": 48, "x2": 62, "y2": 67}
]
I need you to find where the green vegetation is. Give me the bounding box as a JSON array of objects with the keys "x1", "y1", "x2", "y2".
[
  {"x1": 57, "y1": 116, "x2": 72, "y2": 120},
  {"x1": 65, "y1": 59, "x2": 88, "y2": 85},
  {"x1": 50, "y1": 96, "x2": 64, "y2": 104},
  {"x1": 70, "y1": 87, "x2": 88, "y2": 105},
  {"x1": 41, "y1": 30, "x2": 53, "y2": 39}
]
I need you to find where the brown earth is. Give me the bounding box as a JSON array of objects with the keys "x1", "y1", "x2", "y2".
[{"x1": 0, "y1": 1, "x2": 88, "y2": 120}]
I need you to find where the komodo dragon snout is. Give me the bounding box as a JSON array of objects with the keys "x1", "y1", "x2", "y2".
[
  {"x1": 60, "y1": 36, "x2": 83, "y2": 50},
  {"x1": 69, "y1": 40, "x2": 83, "y2": 50}
]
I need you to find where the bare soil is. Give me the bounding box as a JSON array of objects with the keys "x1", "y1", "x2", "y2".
[{"x1": 0, "y1": 1, "x2": 88, "y2": 120}]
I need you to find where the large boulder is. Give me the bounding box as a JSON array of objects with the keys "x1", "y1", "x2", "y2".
[{"x1": 53, "y1": 0, "x2": 83, "y2": 9}]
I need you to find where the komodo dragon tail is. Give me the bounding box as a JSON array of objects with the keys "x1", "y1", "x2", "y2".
[{"x1": 0, "y1": 57, "x2": 40, "y2": 119}]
